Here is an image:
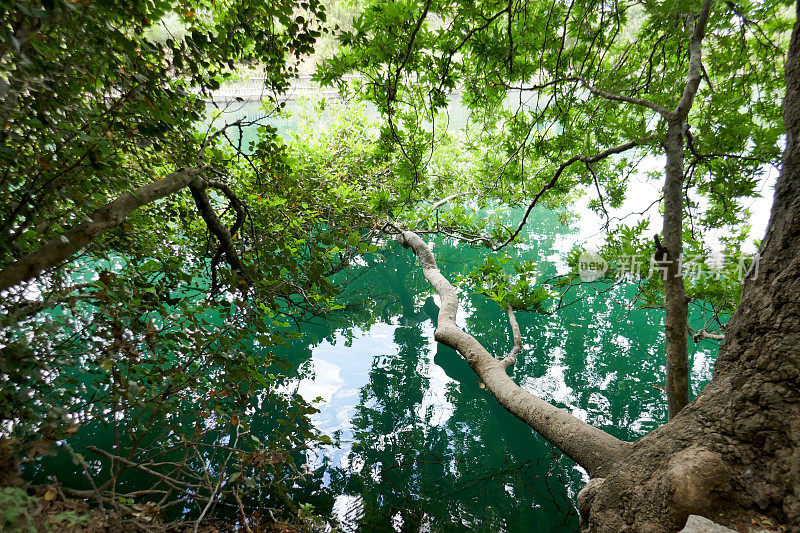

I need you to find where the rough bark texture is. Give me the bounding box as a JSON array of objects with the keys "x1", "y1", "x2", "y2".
[
  {"x1": 579, "y1": 5, "x2": 800, "y2": 530},
  {"x1": 0, "y1": 168, "x2": 202, "y2": 292},
  {"x1": 395, "y1": 230, "x2": 630, "y2": 478}
]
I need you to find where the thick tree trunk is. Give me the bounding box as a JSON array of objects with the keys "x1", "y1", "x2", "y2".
[
  {"x1": 580, "y1": 5, "x2": 800, "y2": 530},
  {"x1": 0, "y1": 168, "x2": 202, "y2": 292}
]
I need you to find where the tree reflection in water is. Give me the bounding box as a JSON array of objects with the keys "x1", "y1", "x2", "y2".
[{"x1": 275, "y1": 207, "x2": 714, "y2": 531}]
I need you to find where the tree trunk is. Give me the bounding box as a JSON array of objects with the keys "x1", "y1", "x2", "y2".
[
  {"x1": 661, "y1": 118, "x2": 691, "y2": 420},
  {"x1": 580, "y1": 5, "x2": 800, "y2": 529},
  {"x1": 659, "y1": 0, "x2": 713, "y2": 419}
]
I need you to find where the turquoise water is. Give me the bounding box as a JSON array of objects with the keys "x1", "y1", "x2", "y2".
[
  {"x1": 21, "y1": 95, "x2": 722, "y2": 530},
  {"x1": 267, "y1": 207, "x2": 718, "y2": 532},
  {"x1": 24, "y1": 204, "x2": 719, "y2": 531}
]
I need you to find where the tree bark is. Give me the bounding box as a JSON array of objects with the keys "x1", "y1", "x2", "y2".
[
  {"x1": 580, "y1": 4, "x2": 800, "y2": 529},
  {"x1": 661, "y1": 118, "x2": 691, "y2": 419},
  {"x1": 395, "y1": 229, "x2": 630, "y2": 478},
  {"x1": 0, "y1": 168, "x2": 202, "y2": 293},
  {"x1": 660, "y1": 0, "x2": 713, "y2": 419}
]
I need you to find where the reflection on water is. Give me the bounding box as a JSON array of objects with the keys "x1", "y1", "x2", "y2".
[
  {"x1": 21, "y1": 89, "x2": 727, "y2": 530},
  {"x1": 25, "y1": 201, "x2": 719, "y2": 530},
  {"x1": 270, "y1": 207, "x2": 717, "y2": 532}
]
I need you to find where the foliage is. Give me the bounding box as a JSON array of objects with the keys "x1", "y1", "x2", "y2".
[
  {"x1": 0, "y1": 0, "x2": 794, "y2": 528},
  {"x1": 462, "y1": 252, "x2": 550, "y2": 312},
  {"x1": 559, "y1": 219, "x2": 758, "y2": 331},
  {"x1": 0, "y1": 0, "x2": 397, "y2": 529},
  {"x1": 0, "y1": 487, "x2": 37, "y2": 532},
  {"x1": 318, "y1": 0, "x2": 791, "y2": 331},
  {"x1": 0, "y1": 0, "x2": 326, "y2": 269}
]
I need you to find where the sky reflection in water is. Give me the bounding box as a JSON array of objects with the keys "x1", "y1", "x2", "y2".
[{"x1": 274, "y1": 207, "x2": 718, "y2": 533}]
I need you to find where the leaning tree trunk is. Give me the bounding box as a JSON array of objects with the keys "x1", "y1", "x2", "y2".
[
  {"x1": 580, "y1": 6, "x2": 800, "y2": 530},
  {"x1": 396, "y1": 2, "x2": 798, "y2": 530},
  {"x1": 394, "y1": 229, "x2": 629, "y2": 478},
  {"x1": 0, "y1": 168, "x2": 202, "y2": 292},
  {"x1": 0, "y1": 168, "x2": 250, "y2": 295}
]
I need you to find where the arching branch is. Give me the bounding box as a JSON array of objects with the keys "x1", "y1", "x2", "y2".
[
  {"x1": 188, "y1": 180, "x2": 251, "y2": 293},
  {"x1": 394, "y1": 228, "x2": 629, "y2": 478},
  {"x1": 494, "y1": 135, "x2": 654, "y2": 251}
]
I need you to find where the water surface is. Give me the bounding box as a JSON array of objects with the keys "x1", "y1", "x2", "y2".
[{"x1": 269, "y1": 206, "x2": 718, "y2": 532}]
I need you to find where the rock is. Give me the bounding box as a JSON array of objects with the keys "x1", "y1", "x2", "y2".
[{"x1": 680, "y1": 515, "x2": 738, "y2": 533}]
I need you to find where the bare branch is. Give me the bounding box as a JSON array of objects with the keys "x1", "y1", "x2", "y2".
[
  {"x1": 692, "y1": 328, "x2": 725, "y2": 342},
  {"x1": 395, "y1": 228, "x2": 629, "y2": 477},
  {"x1": 391, "y1": 0, "x2": 433, "y2": 102},
  {"x1": 430, "y1": 192, "x2": 470, "y2": 212},
  {"x1": 500, "y1": 304, "x2": 522, "y2": 368},
  {"x1": 578, "y1": 77, "x2": 670, "y2": 117},
  {"x1": 417, "y1": 227, "x2": 497, "y2": 247},
  {"x1": 189, "y1": 179, "x2": 251, "y2": 293},
  {"x1": 502, "y1": 76, "x2": 670, "y2": 117},
  {"x1": 495, "y1": 135, "x2": 654, "y2": 251},
  {"x1": 587, "y1": 162, "x2": 611, "y2": 230}
]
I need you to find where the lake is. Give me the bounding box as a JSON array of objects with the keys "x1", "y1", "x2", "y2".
[
  {"x1": 24, "y1": 91, "x2": 722, "y2": 532},
  {"x1": 264, "y1": 205, "x2": 718, "y2": 532}
]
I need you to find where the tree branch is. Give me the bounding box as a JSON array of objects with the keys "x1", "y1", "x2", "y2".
[
  {"x1": 430, "y1": 192, "x2": 470, "y2": 212},
  {"x1": 502, "y1": 76, "x2": 670, "y2": 117},
  {"x1": 579, "y1": 77, "x2": 670, "y2": 117},
  {"x1": 395, "y1": 228, "x2": 629, "y2": 477},
  {"x1": 495, "y1": 135, "x2": 654, "y2": 250},
  {"x1": 500, "y1": 304, "x2": 522, "y2": 368},
  {"x1": 0, "y1": 168, "x2": 202, "y2": 292},
  {"x1": 673, "y1": 0, "x2": 714, "y2": 121},
  {"x1": 692, "y1": 328, "x2": 725, "y2": 342},
  {"x1": 391, "y1": 0, "x2": 433, "y2": 102},
  {"x1": 188, "y1": 181, "x2": 250, "y2": 292}
]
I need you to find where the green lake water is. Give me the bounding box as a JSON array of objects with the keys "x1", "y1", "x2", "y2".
[
  {"x1": 25, "y1": 203, "x2": 720, "y2": 532},
  {"x1": 24, "y1": 100, "x2": 723, "y2": 531},
  {"x1": 264, "y1": 206, "x2": 718, "y2": 532}
]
